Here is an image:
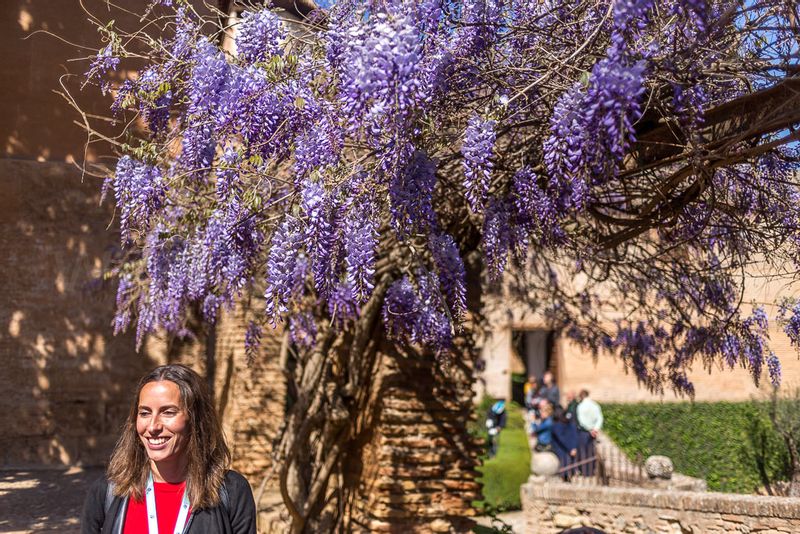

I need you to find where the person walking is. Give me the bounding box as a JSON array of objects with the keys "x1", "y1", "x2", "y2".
[{"x1": 81, "y1": 364, "x2": 257, "y2": 534}]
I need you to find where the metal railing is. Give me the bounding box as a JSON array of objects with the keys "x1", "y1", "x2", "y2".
[{"x1": 555, "y1": 442, "x2": 647, "y2": 487}]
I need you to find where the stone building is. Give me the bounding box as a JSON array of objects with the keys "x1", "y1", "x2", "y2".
[{"x1": 478, "y1": 279, "x2": 800, "y2": 404}]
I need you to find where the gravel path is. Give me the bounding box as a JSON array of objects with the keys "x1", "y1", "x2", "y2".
[{"x1": 0, "y1": 467, "x2": 104, "y2": 533}]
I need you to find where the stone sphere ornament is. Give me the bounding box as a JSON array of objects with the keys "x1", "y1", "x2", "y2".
[
  {"x1": 645, "y1": 455, "x2": 674, "y2": 479},
  {"x1": 531, "y1": 451, "x2": 561, "y2": 476}
]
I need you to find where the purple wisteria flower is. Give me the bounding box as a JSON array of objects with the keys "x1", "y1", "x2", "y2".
[
  {"x1": 780, "y1": 301, "x2": 800, "y2": 348},
  {"x1": 236, "y1": 10, "x2": 286, "y2": 64},
  {"x1": 614, "y1": 321, "x2": 670, "y2": 383},
  {"x1": 293, "y1": 109, "x2": 343, "y2": 177},
  {"x1": 740, "y1": 307, "x2": 771, "y2": 385},
  {"x1": 216, "y1": 148, "x2": 240, "y2": 202},
  {"x1": 767, "y1": 353, "x2": 781, "y2": 388},
  {"x1": 584, "y1": 57, "x2": 648, "y2": 165},
  {"x1": 328, "y1": 281, "x2": 360, "y2": 328},
  {"x1": 111, "y1": 156, "x2": 166, "y2": 243},
  {"x1": 512, "y1": 167, "x2": 563, "y2": 245},
  {"x1": 390, "y1": 150, "x2": 438, "y2": 235},
  {"x1": 543, "y1": 53, "x2": 646, "y2": 213},
  {"x1": 132, "y1": 227, "x2": 191, "y2": 348},
  {"x1": 179, "y1": 40, "x2": 230, "y2": 173},
  {"x1": 670, "y1": 0, "x2": 709, "y2": 34},
  {"x1": 336, "y1": 11, "x2": 426, "y2": 143},
  {"x1": 482, "y1": 196, "x2": 512, "y2": 280},
  {"x1": 289, "y1": 310, "x2": 318, "y2": 349},
  {"x1": 672, "y1": 83, "x2": 707, "y2": 136},
  {"x1": 113, "y1": 275, "x2": 134, "y2": 334},
  {"x1": 301, "y1": 179, "x2": 338, "y2": 297},
  {"x1": 244, "y1": 320, "x2": 262, "y2": 362},
  {"x1": 382, "y1": 271, "x2": 452, "y2": 352},
  {"x1": 344, "y1": 200, "x2": 378, "y2": 303},
  {"x1": 139, "y1": 67, "x2": 174, "y2": 134},
  {"x1": 611, "y1": 0, "x2": 654, "y2": 49},
  {"x1": 85, "y1": 44, "x2": 120, "y2": 94},
  {"x1": 429, "y1": 233, "x2": 467, "y2": 319},
  {"x1": 264, "y1": 217, "x2": 304, "y2": 325},
  {"x1": 450, "y1": 0, "x2": 502, "y2": 59},
  {"x1": 542, "y1": 85, "x2": 590, "y2": 211},
  {"x1": 462, "y1": 114, "x2": 496, "y2": 214}
]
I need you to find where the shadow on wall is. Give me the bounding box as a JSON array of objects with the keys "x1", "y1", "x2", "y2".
[
  {"x1": 0, "y1": 0, "x2": 217, "y2": 163},
  {"x1": 0, "y1": 0, "x2": 158, "y2": 163},
  {"x1": 0, "y1": 159, "x2": 159, "y2": 468}
]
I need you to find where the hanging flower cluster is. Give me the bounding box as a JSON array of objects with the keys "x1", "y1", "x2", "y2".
[{"x1": 84, "y1": 0, "x2": 800, "y2": 392}]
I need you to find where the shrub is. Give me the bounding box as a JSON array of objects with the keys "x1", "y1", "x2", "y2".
[{"x1": 603, "y1": 402, "x2": 790, "y2": 493}]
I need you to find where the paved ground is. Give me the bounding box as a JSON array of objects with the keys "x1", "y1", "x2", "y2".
[
  {"x1": 0, "y1": 467, "x2": 103, "y2": 533},
  {"x1": 0, "y1": 468, "x2": 525, "y2": 533}
]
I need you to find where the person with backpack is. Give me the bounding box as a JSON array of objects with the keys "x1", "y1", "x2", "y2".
[
  {"x1": 485, "y1": 399, "x2": 507, "y2": 458},
  {"x1": 81, "y1": 364, "x2": 256, "y2": 533}
]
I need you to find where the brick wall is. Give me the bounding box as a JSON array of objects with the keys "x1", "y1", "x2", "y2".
[
  {"x1": 350, "y1": 343, "x2": 483, "y2": 533},
  {"x1": 0, "y1": 159, "x2": 285, "y2": 477},
  {"x1": 522, "y1": 480, "x2": 800, "y2": 533},
  {"x1": 0, "y1": 159, "x2": 158, "y2": 466},
  {"x1": 210, "y1": 303, "x2": 286, "y2": 481}
]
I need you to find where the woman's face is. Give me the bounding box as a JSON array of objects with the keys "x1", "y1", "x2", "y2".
[{"x1": 136, "y1": 380, "x2": 189, "y2": 468}]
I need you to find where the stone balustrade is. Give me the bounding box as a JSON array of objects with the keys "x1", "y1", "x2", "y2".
[{"x1": 522, "y1": 479, "x2": 800, "y2": 533}]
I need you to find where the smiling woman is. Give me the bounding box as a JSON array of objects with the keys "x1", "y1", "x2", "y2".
[
  {"x1": 80, "y1": 364, "x2": 256, "y2": 534},
  {"x1": 136, "y1": 381, "x2": 190, "y2": 482}
]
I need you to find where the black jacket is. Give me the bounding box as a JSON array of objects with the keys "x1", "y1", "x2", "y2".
[{"x1": 81, "y1": 470, "x2": 256, "y2": 534}]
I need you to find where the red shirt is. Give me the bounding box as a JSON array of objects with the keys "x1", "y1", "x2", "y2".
[{"x1": 123, "y1": 480, "x2": 190, "y2": 533}]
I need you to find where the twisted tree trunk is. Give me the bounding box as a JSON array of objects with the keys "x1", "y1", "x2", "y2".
[{"x1": 273, "y1": 277, "x2": 391, "y2": 533}]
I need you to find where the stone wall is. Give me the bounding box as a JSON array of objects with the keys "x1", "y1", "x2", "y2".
[
  {"x1": 0, "y1": 158, "x2": 159, "y2": 466},
  {"x1": 0, "y1": 158, "x2": 286, "y2": 476},
  {"x1": 351, "y1": 344, "x2": 483, "y2": 533},
  {"x1": 211, "y1": 304, "x2": 286, "y2": 482},
  {"x1": 522, "y1": 480, "x2": 800, "y2": 534}
]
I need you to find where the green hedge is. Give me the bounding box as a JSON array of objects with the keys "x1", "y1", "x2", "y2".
[
  {"x1": 472, "y1": 399, "x2": 531, "y2": 512},
  {"x1": 603, "y1": 402, "x2": 790, "y2": 493}
]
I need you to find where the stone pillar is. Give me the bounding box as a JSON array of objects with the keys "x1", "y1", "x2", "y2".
[{"x1": 352, "y1": 344, "x2": 484, "y2": 533}]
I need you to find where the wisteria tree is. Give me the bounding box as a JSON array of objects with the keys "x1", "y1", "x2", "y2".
[{"x1": 75, "y1": 0, "x2": 800, "y2": 530}]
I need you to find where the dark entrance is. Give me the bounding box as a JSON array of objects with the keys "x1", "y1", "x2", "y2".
[{"x1": 510, "y1": 329, "x2": 554, "y2": 405}]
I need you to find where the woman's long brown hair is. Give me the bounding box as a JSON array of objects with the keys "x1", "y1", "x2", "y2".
[{"x1": 107, "y1": 364, "x2": 231, "y2": 509}]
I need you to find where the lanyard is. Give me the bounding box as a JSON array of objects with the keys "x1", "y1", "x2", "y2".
[{"x1": 145, "y1": 472, "x2": 191, "y2": 534}]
